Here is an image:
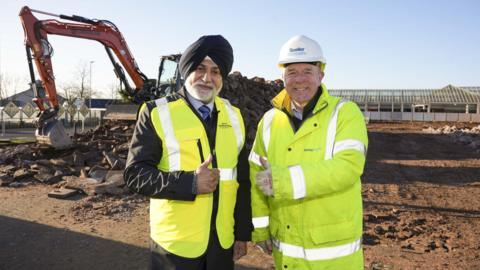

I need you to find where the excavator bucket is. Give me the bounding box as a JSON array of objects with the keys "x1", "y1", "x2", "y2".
[{"x1": 35, "y1": 119, "x2": 72, "y2": 149}]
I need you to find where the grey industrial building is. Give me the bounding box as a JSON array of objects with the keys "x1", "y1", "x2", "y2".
[{"x1": 330, "y1": 85, "x2": 480, "y2": 122}]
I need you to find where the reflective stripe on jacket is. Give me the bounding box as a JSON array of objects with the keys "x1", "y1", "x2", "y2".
[
  {"x1": 249, "y1": 84, "x2": 368, "y2": 269},
  {"x1": 149, "y1": 96, "x2": 245, "y2": 258}
]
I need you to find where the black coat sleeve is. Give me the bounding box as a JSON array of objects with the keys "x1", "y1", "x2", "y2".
[
  {"x1": 124, "y1": 102, "x2": 196, "y2": 201},
  {"x1": 233, "y1": 141, "x2": 254, "y2": 241}
]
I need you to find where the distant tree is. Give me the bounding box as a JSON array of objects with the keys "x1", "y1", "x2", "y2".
[
  {"x1": 59, "y1": 83, "x2": 76, "y2": 106},
  {"x1": 0, "y1": 72, "x2": 27, "y2": 101},
  {"x1": 58, "y1": 83, "x2": 77, "y2": 124},
  {"x1": 108, "y1": 81, "x2": 122, "y2": 100},
  {"x1": 59, "y1": 60, "x2": 99, "y2": 99},
  {"x1": 58, "y1": 60, "x2": 99, "y2": 124},
  {"x1": 72, "y1": 61, "x2": 89, "y2": 99},
  {"x1": 0, "y1": 72, "x2": 6, "y2": 101}
]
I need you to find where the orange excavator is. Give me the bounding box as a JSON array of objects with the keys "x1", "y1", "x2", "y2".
[{"x1": 19, "y1": 6, "x2": 181, "y2": 149}]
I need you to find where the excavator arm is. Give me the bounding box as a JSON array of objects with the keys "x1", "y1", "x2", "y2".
[
  {"x1": 19, "y1": 6, "x2": 161, "y2": 148},
  {"x1": 19, "y1": 6, "x2": 157, "y2": 107}
]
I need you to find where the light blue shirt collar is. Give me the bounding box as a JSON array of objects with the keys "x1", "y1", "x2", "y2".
[
  {"x1": 185, "y1": 91, "x2": 214, "y2": 114},
  {"x1": 291, "y1": 101, "x2": 303, "y2": 120}
]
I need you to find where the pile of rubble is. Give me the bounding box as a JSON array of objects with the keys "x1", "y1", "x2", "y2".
[
  {"x1": 423, "y1": 125, "x2": 480, "y2": 135},
  {"x1": 71, "y1": 193, "x2": 146, "y2": 221},
  {"x1": 423, "y1": 125, "x2": 480, "y2": 153},
  {"x1": 221, "y1": 72, "x2": 283, "y2": 148},
  {"x1": 0, "y1": 121, "x2": 134, "y2": 197},
  {"x1": 363, "y1": 209, "x2": 460, "y2": 254}
]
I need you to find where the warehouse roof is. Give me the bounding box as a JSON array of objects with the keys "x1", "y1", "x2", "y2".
[{"x1": 330, "y1": 85, "x2": 480, "y2": 104}]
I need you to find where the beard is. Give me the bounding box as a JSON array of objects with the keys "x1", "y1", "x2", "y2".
[{"x1": 185, "y1": 80, "x2": 222, "y2": 103}]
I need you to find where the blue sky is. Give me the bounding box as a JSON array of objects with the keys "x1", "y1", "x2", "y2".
[{"x1": 1, "y1": 0, "x2": 479, "y2": 97}]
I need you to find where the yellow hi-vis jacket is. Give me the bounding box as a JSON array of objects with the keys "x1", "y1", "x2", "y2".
[
  {"x1": 149, "y1": 96, "x2": 245, "y2": 258},
  {"x1": 249, "y1": 85, "x2": 368, "y2": 269}
]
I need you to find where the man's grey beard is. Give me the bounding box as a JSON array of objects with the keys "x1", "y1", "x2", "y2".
[{"x1": 185, "y1": 80, "x2": 222, "y2": 103}]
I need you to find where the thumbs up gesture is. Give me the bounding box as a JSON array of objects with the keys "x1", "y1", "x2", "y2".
[
  {"x1": 195, "y1": 155, "x2": 220, "y2": 194},
  {"x1": 255, "y1": 157, "x2": 273, "y2": 196}
]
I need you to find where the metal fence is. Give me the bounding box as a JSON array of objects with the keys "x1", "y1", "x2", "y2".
[{"x1": 1, "y1": 102, "x2": 106, "y2": 136}]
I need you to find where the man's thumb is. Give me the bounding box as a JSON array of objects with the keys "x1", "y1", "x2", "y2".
[
  {"x1": 200, "y1": 154, "x2": 213, "y2": 168},
  {"x1": 260, "y1": 157, "x2": 270, "y2": 169}
]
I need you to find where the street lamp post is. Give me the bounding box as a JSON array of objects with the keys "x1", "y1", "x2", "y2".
[{"x1": 89, "y1": 60, "x2": 94, "y2": 125}]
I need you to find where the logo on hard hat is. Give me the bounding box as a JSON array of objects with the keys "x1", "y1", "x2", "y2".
[
  {"x1": 288, "y1": 47, "x2": 306, "y2": 56},
  {"x1": 289, "y1": 47, "x2": 305, "y2": 52}
]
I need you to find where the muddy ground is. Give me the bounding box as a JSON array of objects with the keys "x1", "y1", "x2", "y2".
[{"x1": 1, "y1": 122, "x2": 479, "y2": 270}]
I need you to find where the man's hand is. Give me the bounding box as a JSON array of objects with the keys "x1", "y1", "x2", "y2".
[
  {"x1": 233, "y1": 241, "x2": 247, "y2": 261},
  {"x1": 195, "y1": 155, "x2": 220, "y2": 194},
  {"x1": 255, "y1": 157, "x2": 273, "y2": 196},
  {"x1": 255, "y1": 239, "x2": 273, "y2": 255}
]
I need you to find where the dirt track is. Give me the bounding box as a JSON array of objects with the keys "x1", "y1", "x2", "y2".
[{"x1": 1, "y1": 122, "x2": 479, "y2": 270}]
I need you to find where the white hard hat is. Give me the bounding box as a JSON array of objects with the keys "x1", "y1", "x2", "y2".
[{"x1": 278, "y1": 35, "x2": 326, "y2": 67}]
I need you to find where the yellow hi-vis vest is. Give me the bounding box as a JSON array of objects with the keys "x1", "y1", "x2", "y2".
[{"x1": 149, "y1": 96, "x2": 245, "y2": 258}]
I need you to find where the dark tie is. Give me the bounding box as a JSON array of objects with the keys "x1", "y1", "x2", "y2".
[{"x1": 198, "y1": 105, "x2": 211, "y2": 121}]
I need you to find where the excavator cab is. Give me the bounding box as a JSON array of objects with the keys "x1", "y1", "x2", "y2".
[
  {"x1": 103, "y1": 55, "x2": 182, "y2": 121},
  {"x1": 157, "y1": 54, "x2": 182, "y2": 97}
]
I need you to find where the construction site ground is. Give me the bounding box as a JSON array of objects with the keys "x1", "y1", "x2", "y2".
[{"x1": 1, "y1": 121, "x2": 479, "y2": 270}]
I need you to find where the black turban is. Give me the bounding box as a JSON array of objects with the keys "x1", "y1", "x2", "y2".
[{"x1": 179, "y1": 35, "x2": 233, "y2": 79}]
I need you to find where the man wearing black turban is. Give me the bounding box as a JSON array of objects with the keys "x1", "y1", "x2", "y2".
[{"x1": 125, "y1": 35, "x2": 252, "y2": 270}]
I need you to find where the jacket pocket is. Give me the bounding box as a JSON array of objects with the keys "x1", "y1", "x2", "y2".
[
  {"x1": 309, "y1": 221, "x2": 356, "y2": 245},
  {"x1": 174, "y1": 128, "x2": 204, "y2": 170}
]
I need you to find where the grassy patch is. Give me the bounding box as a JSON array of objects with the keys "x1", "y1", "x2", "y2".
[{"x1": 0, "y1": 137, "x2": 37, "y2": 145}]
